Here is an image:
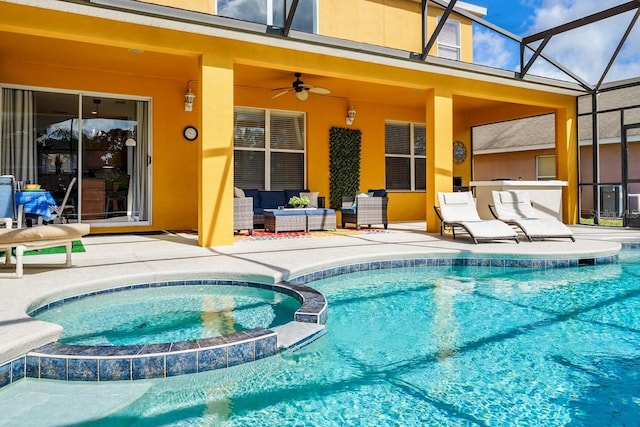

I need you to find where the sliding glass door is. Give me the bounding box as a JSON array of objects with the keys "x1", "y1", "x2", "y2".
[{"x1": 0, "y1": 88, "x2": 150, "y2": 225}]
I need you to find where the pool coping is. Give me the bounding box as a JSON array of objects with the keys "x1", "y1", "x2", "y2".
[{"x1": 0, "y1": 250, "x2": 622, "y2": 387}]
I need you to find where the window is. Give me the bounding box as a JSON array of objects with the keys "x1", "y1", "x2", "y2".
[
  {"x1": 234, "y1": 108, "x2": 305, "y2": 190},
  {"x1": 536, "y1": 155, "x2": 556, "y2": 180},
  {"x1": 217, "y1": 0, "x2": 316, "y2": 33},
  {"x1": 385, "y1": 122, "x2": 426, "y2": 191},
  {"x1": 437, "y1": 19, "x2": 461, "y2": 60}
]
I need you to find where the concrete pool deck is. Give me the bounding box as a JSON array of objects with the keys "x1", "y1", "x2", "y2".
[{"x1": 0, "y1": 223, "x2": 637, "y2": 368}]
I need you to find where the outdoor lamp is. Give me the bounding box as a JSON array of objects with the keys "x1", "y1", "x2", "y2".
[
  {"x1": 185, "y1": 81, "x2": 196, "y2": 112},
  {"x1": 346, "y1": 105, "x2": 356, "y2": 125}
]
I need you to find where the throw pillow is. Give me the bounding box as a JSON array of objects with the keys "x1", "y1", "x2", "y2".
[
  {"x1": 300, "y1": 191, "x2": 319, "y2": 208},
  {"x1": 352, "y1": 192, "x2": 370, "y2": 208},
  {"x1": 234, "y1": 187, "x2": 245, "y2": 198}
]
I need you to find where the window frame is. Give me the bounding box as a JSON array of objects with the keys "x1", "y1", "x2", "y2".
[
  {"x1": 436, "y1": 18, "x2": 461, "y2": 61},
  {"x1": 536, "y1": 155, "x2": 557, "y2": 180},
  {"x1": 233, "y1": 106, "x2": 307, "y2": 190},
  {"x1": 384, "y1": 121, "x2": 426, "y2": 191}
]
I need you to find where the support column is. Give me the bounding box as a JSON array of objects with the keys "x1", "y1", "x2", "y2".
[
  {"x1": 199, "y1": 54, "x2": 235, "y2": 247},
  {"x1": 426, "y1": 87, "x2": 454, "y2": 233},
  {"x1": 555, "y1": 104, "x2": 578, "y2": 224}
]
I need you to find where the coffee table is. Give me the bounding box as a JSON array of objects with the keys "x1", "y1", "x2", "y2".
[{"x1": 264, "y1": 208, "x2": 336, "y2": 233}]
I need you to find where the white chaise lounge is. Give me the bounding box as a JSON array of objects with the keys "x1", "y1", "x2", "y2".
[
  {"x1": 435, "y1": 191, "x2": 519, "y2": 244},
  {"x1": 489, "y1": 190, "x2": 575, "y2": 242},
  {"x1": 0, "y1": 223, "x2": 90, "y2": 278}
]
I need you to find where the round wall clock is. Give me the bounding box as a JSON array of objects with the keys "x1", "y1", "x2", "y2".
[
  {"x1": 183, "y1": 126, "x2": 198, "y2": 141},
  {"x1": 453, "y1": 140, "x2": 467, "y2": 164}
]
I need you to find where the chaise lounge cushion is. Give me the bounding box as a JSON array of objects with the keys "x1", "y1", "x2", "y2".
[
  {"x1": 0, "y1": 223, "x2": 90, "y2": 244},
  {"x1": 0, "y1": 223, "x2": 91, "y2": 278}
]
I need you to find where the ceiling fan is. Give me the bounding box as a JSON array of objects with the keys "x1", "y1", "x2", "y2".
[{"x1": 271, "y1": 72, "x2": 332, "y2": 101}]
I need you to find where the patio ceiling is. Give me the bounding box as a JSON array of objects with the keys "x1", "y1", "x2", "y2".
[{"x1": 233, "y1": 64, "x2": 510, "y2": 114}]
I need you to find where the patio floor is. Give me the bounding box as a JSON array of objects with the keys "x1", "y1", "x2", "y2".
[{"x1": 0, "y1": 222, "x2": 637, "y2": 365}]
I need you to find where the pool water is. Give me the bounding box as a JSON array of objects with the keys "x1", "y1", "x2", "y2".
[
  {"x1": 2, "y1": 252, "x2": 640, "y2": 426},
  {"x1": 32, "y1": 285, "x2": 301, "y2": 346}
]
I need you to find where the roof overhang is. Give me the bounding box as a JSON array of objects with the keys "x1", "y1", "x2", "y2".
[{"x1": 14, "y1": 0, "x2": 588, "y2": 96}]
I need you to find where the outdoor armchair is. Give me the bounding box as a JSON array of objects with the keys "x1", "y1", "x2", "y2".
[
  {"x1": 340, "y1": 189, "x2": 388, "y2": 230},
  {"x1": 234, "y1": 196, "x2": 254, "y2": 235}
]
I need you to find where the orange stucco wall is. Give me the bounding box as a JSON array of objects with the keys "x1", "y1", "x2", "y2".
[
  {"x1": 0, "y1": 1, "x2": 580, "y2": 244},
  {"x1": 0, "y1": 56, "x2": 201, "y2": 234},
  {"x1": 234, "y1": 88, "x2": 428, "y2": 221}
]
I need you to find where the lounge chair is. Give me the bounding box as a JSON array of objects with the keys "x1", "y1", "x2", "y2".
[
  {"x1": 489, "y1": 190, "x2": 575, "y2": 242},
  {"x1": 0, "y1": 223, "x2": 90, "y2": 278},
  {"x1": 435, "y1": 191, "x2": 519, "y2": 244}
]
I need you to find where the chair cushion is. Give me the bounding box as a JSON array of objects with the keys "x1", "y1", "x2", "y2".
[
  {"x1": 260, "y1": 191, "x2": 287, "y2": 209},
  {"x1": 300, "y1": 191, "x2": 319, "y2": 208},
  {"x1": 368, "y1": 189, "x2": 387, "y2": 198},
  {"x1": 341, "y1": 207, "x2": 357, "y2": 214},
  {"x1": 443, "y1": 192, "x2": 472, "y2": 205},
  {"x1": 243, "y1": 189, "x2": 261, "y2": 209},
  {"x1": 352, "y1": 192, "x2": 370, "y2": 208},
  {"x1": 233, "y1": 187, "x2": 245, "y2": 198}
]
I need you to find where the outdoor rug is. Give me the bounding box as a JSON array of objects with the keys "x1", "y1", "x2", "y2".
[
  {"x1": 234, "y1": 228, "x2": 390, "y2": 241},
  {"x1": 164, "y1": 229, "x2": 391, "y2": 242},
  {"x1": 1, "y1": 240, "x2": 85, "y2": 256}
]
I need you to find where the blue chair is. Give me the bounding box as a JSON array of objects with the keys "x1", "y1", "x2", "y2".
[{"x1": 0, "y1": 175, "x2": 19, "y2": 228}]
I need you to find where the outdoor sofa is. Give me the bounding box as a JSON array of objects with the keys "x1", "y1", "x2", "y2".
[{"x1": 234, "y1": 188, "x2": 325, "y2": 227}]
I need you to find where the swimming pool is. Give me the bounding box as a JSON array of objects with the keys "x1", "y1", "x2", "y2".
[{"x1": 1, "y1": 250, "x2": 639, "y2": 426}]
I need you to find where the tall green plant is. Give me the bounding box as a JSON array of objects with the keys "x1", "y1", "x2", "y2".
[{"x1": 329, "y1": 127, "x2": 361, "y2": 209}]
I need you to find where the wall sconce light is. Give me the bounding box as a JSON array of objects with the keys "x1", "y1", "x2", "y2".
[
  {"x1": 185, "y1": 80, "x2": 196, "y2": 112},
  {"x1": 346, "y1": 105, "x2": 357, "y2": 125}
]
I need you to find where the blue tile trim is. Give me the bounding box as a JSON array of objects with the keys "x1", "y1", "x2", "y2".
[
  {"x1": 286, "y1": 253, "x2": 619, "y2": 285},
  {"x1": 18, "y1": 327, "x2": 278, "y2": 383},
  {"x1": 0, "y1": 251, "x2": 622, "y2": 388}
]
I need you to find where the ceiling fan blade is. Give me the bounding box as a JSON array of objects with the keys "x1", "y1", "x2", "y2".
[
  {"x1": 308, "y1": 87, "x2": 332, "y2": 95},
  {"x1": 271, "y1": 89, "x2": 291, "y2": 99}
]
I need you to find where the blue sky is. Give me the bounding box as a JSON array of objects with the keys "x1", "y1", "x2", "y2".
[{"x1": 465, "y1": 0, "x2": 640, "y2": 85}]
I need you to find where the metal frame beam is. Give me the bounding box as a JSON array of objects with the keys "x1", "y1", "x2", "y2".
[
  {"x1": 282, "y1": 0, "x2": 300, "y2": 37},
  {"x1": 422, "y1": 0, "x2": 457, "y2": 60}
]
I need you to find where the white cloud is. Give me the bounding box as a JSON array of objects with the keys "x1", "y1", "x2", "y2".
[
  {"x1": 472, "y1": 27, "x2": 517, "y2": 70},
  {"x1": 523, "y1": 0, "x2": 640, "y2": 84}
]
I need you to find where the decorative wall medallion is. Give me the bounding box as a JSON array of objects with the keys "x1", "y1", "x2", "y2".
[{"x1": 453, "y1": 140, "x2": 467, "y2": 164}]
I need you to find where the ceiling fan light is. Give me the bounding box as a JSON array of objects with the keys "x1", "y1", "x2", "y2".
[{"x1": 295, "y1": 90, "x2": 309, "y2": 101}]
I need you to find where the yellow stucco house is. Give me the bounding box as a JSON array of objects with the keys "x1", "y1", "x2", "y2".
[{"x1": 0, "y1": 0, "x2": 583, "y2": 246}]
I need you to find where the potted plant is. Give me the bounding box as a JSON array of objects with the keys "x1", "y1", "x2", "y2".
[{"x1": 289, "y1": 195, "x2": 310, "y2": 208}]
